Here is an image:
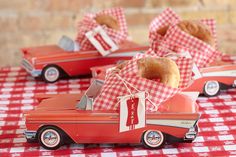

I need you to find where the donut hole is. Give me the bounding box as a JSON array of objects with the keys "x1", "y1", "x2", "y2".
[{"x1": 137, "y1": 57, "x2": 180, "y2": 88}]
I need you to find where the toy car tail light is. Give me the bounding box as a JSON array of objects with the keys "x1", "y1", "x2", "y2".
[{"x1": 21, "y1": 48, "x2": 28, "y2": 55}]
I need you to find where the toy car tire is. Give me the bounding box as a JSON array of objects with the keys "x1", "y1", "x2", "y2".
[
  {"x1": 142, "y1": 130, "x2": 165, "y2": 149},
  {"x1": 38, "y1": 126, "x2": 64, "y2": 150},
  {"x1": 26, "y1": 138, "x2": 37, "y2": 143},
  {"x1": 42, "y1": 65, "x2": 61, "y2": 83},
  {"x1": 203, "y1": 81, "x2": 221, "y2": 97}
]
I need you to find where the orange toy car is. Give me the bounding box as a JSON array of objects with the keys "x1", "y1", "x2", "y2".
[
  {"x1": 21, "y1": 36, "x2": 148, "y2": 83},
  {"x1": 24, "y1": 80, "x2": 200, "y2": 150}
]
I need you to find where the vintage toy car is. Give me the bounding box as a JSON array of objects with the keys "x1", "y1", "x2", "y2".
[
  {"x1": 21, "y1": 36, "x2": 148, "y2": 83},
  {"x1": 24, "y1": 80, "x2": 200, "y2": 150},
  {"x1": 91, "y1": 62, "x2": 236, "y2": 97},
  {"x1": 185, "y1": 63, "x2": 236, "y2": 97}
]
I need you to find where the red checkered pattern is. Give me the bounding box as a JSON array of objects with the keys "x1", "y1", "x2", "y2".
[
  {"x1": 1, "y1": 66, "x2": 236, "y2": 156},
  {"x1": 200, "y1": 19, "x2": 218, "y2": 49},
  {"x1": 149, "y1": 8, "x2": 180, "y2": 40},
  {"x1": 76, "y1": 7, "x2": 128, "y2": 51},
  {"x1": 149, "y1": 8, "x2": 222, "y2": 67},
  {"x1": 93, "y1": 53, "x2": 193, "y2": 111},
  {"x1": 149, "y1": 8, "x2": 179, "y2": 51},
  {"x1": 161, "y1": 25, "x2": 222, "y2": 67}
]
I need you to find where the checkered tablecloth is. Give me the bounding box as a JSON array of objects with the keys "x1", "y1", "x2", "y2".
[{"x1": 0, "y1": 67, "x2": 236, "y2": 157}]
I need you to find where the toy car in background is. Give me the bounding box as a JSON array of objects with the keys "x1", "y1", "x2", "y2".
[
  {"x1": 90, "y1": 62, "x2": 236, "y2": 97},
  {"x1": 21, "y1": 36, "x2": 148, "y2": 83},
  {"x1": 24, "y1": 80, "x2": 200, "y2": 150},
  {"x1": 185, "y1": 63, "x2": 236, "y2": 97}
]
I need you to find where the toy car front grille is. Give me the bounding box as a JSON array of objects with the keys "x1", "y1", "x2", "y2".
[{"x1": 22, "y1": 59, "x2": 33, "y2": 72}]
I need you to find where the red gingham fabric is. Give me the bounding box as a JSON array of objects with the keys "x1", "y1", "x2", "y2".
[
  {"x1": 76, "y1": 7, "x2": 128, "y2": 51},
  {"x1": 149, "y1": 8, "x2": 222, "y2": 67},
  {"x1": 149, "y1": 8, "x2": 180, "y2": 44},
  {"x1": 93, "y1": 54, "x2": 193, "y2": 111},
  {"x1": 1, "y1": 66, "x2": 236, "y2": 156},
  {"x1": 160, "y1": 25, "x2": 222, "y2": 67}
]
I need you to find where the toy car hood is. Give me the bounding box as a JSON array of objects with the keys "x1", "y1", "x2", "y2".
[{"x1": 22, "y1": 45, "x2": 65, "y2": 59}]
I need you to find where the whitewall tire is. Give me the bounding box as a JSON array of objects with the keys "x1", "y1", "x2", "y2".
[
  {"x1": 142, "y1": 130, "x2": 165, "y2": 149},
  {"x1": 42, "y1": 66, "x2": 60, "y2": 83},
  {"x1": 38, "y1": 127, "x2": 63, "y2": 150},
  {"x1": 203, "y1": 81, "x2": 221, "y2": 97}
]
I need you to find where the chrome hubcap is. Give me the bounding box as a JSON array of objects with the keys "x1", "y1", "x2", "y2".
[
  {"x1": 45, "y1": 67, "x2": 59, "y2": 82},
  {"x1": 206, "y1": 81, "x2": 219, "y2": 95},
  {"x1": 41, "y1": 129, "x2": 60, "y2": 147},
  {"x1": 146, "y1": 131, "x2": 161, "y2": 145}
]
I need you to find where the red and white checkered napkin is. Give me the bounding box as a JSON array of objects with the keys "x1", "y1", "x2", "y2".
[
  {"x1": 161, "y1": 25, "x2": 222, "y2": 67},
  {"x1": 149, "y1": 8, "x2": 222, "y2": 67},
  {"x1": 149, "y1": 8, "x2": 180, "y2": 44},
  {"x1": 93, "y1": 53, "x2": 193, "y2": 112},
  {"x1": 76, "y1": 7, "x2": 128, "y2": 51}
]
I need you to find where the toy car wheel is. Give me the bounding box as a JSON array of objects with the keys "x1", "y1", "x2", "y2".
[
  {"x1": 203, "y1": 81, "x2": 221, "y2": 97},
  {"x1": 142, "y1": 130, "x2": 165, "y2": 149},
  {"x1": 26, "y1": 138, "x2": 37, "y2": 143},
  {"x1": 42, "y1": 66, "x2": 60, "y2": 83},
  {"x1": 38, "y1": 126, "x2": 63, "y2": 150}
]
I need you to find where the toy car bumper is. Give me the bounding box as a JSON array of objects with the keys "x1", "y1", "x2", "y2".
[
  {"x1": 24, "y1": 130, "x2": 37, "y2": 141},
  {"x1": 22, "y1": 59, "x2": 42, "y2": 77},
  {"x1": 233, "y1": 80, "x2": 236, "y2": 87},
  {"x1": 184, "y1": 126, "x2": 197, "y2": 141}
]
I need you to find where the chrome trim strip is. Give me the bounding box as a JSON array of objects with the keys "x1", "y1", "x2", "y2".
[
  {"x1": 36, "y1": 51, "x2": 143, "y2": 65},
  {"x1": 107, "y1": 51, "x2": 143, "y2": 57},
  {"x1": 146, "y1": 119, "x2": 197, "y2": 129},
  {"x1": 202, "y1": 70, "x2": 236, "y2": 77},
  {"x1": 22, "y1": 59, "x2": 42, "y2": 77},
  {"x1": 22, "y1": 59, "x2": 33, "y2": 71}
]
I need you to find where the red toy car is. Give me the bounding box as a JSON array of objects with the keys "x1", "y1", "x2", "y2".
[
  {"x1": 21, "y1": 36, "x2": 148, "y2": 83},
  {"x1": 91, "y1": 62, "x2": 236, "y2": 97},
  {"x1": 24, "y1": 80, "x2": 200, "y2": 150},
  {"x1": 185, "y1": 63, "x2": 236, "y2": 97}
]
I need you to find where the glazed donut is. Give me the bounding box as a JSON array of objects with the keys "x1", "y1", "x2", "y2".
[
  {"x1": 156, "y1": 20, "x2": 214, "y2": 47},
  {"x1": 137, "y1": 57, "x2": 180, "y2": 88},
  {"x1": 95, "y1": 14, "x2": 119, "y2": 30}
]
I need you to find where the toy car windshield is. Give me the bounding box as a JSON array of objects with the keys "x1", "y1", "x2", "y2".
[
  {"x1": 76, "y1": 79, "x2": 104, "y2": 110},
  {"x1": 58, "y1": 35, "x2": 80, "y2": 52}
]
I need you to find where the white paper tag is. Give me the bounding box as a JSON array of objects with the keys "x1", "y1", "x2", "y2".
[
  {"x1": 119, "y1": 92, "x2": 146, "y2": 132},
  {"x1": 85, "y1": 26, "x2": 119, "y2": 56}
]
